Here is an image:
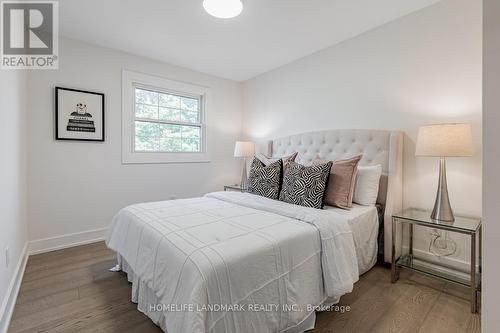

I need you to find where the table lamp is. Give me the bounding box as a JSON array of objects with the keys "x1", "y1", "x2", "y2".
[
  {"x1": 415, "y1": 123, "x2": 473, "y2": 222},
  {"x1": 234, "y1": 141, "x2": 255, "y2": 188}
]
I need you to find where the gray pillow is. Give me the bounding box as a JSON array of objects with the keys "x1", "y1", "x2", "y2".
[
  {"x1": 247, "y1": 157, "x2": 283, "y2": 200},
  {"x1": 279, "y1": 161, "x2": 333, "y2": 209}
]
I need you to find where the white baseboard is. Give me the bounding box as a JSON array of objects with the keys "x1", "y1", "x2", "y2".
[
  {"x1": 0, "y1": 242, "x2": 28, "y2": 333},
  {"x1": 28, "y1": 228, "x2": 108, "y2": 255}
]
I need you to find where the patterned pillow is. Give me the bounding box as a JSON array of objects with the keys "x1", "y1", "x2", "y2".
[
  {"x1": 279, "y1": 161, "x2": 333, "y2": 209},
  {"x1": 247, "y1": 157, "x2": 283, "y2": 200}
]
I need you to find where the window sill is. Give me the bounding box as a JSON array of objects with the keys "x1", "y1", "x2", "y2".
[{"x1": 122, "y1": 151, "x2": 210, "y2": 164}]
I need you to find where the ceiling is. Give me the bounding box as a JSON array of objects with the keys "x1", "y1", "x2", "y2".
[{"x1": 59, "y1": 0, "x2": 442, "y2": 81}]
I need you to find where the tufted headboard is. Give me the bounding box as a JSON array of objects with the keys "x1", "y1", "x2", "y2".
[{"x1": 265, "y1": 129, "x2": 403, "y2": 263}]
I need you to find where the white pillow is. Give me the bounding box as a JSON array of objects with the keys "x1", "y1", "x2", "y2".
[{"x1": 353, "y1": 164, "x2": 382, "y2": 206}]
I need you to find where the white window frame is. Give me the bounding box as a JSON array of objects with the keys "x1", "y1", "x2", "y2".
[{"x1": 122, "y1": 70, "x2": 210, "y2": 164}]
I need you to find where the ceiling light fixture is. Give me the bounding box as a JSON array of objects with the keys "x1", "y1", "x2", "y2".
[{"x1": 203, "y1": 0, "x2": 243, "y2": 19}]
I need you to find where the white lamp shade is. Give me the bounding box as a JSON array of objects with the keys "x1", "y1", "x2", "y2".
[
  {"x1": 415, "y1": 123, "x2": 473, "y2": 157},
  {"x1": 234, "y1": 141, "x2": 255, "y2": 157}
]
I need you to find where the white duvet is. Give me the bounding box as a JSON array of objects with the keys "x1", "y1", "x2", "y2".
[{"x1": 106, "y1": 191, "x2": 359, "y2": 333}]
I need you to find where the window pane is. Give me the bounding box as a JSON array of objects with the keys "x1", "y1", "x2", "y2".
[
  {"x1": 135, "y1": 135, "x2": 158, "y2": 151},
  {"x1": 181, "y1": 125, "x2": 200, "y2": 139},
  {"x1": 135, "y1": 89, "x2": 158, "y2": 105},
  {"x1": 181, "y1": 97, "x2": 199, "y2": 111},
  {"x1": 159, "y1": 123, "x2": 182, "y2": 138},
  {"x1": 135, "y1": 103, "x2": 158, "y2": 119},
  {"x1": 181, "y1": 125, "x2": 201, "y2": 152},
  {"x1": 159, "y1": 107, "x2": 181, "y2": 122},
  {"x1": 159, "y1": 93, "x2": 181, "y2": 108},
  {"x1": 180, "y1": 110, "x2": 199, "y2": 123},
  {"x1": 182, "y1": 138, "x2": 201, "y2": 152},
  {"x1": 135, "y1": 121, "x2": 159, "y2": 151},
  {"x1": 160, "y1": 137, "x2": 182, "y2": 152},
  {"x1": 135, "y1": 121, "x2": 159, "y2": 137}
]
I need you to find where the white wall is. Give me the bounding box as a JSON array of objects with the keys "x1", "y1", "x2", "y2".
[
  {"x1": 482, "y1": 0, "x2": 499, "y2": 330},
  {"x1": 27, "y1": 38, "x2": 243, "y2": 248},
  {"x1": 0, "y1": 71, "x2": 29, "y2": 330},
  {"x1": 243, "y1": 0, "x2": 482, "y2": 266}
]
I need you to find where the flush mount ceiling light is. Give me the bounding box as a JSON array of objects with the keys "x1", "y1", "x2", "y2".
[{"x1": 203, "y1": 0, "x2": 243, "y2": 19}]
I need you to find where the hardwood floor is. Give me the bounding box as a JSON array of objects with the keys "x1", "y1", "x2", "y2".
[{"x1": 9, "y1": 242, "x2": 480, "y2": 333}]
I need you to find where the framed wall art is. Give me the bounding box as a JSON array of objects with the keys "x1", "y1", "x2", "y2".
[{"x1": 55, "y1": 87, "x2": 105, "y2": 141}]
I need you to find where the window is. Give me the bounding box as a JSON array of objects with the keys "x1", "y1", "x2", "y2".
[
  {"x1": 122, "y1": 70, "x2": 210, "y2": 164},
  {"x1": 134, "y1": 88, "x2": 202, "y2": 153}
]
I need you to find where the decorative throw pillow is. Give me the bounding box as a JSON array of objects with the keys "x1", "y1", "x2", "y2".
[
  {"x1": 353, "y1": 164, "x2": 382, "y2": 206},
  {"x1": 279, "y1": 161, "x2": 333, "y2": 209},
  {"x1": 313, "y1": 155, "x2": 362, "y2": 209},
  {"x1": 257, "y1": 152, "x2": 298, "y2": 169},
  {"x1": 247, "y1": 157, "x2": 283, "y2": 200}
]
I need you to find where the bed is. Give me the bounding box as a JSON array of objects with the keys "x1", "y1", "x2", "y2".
[
  {"x1": 323, "y1": 204, "x2": 380, "y2": 275},
  {"x1": 106, "y1": 129, "x2": 403, "y2": 333}
]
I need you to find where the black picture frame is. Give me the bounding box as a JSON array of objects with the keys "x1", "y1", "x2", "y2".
[{"x1": 55, "y1": 86, "x2": 105, "y2": 142}]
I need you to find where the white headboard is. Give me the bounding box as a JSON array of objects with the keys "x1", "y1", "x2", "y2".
[{"x1": 266, "y1": 129, "x2": 403, "y2": 263}]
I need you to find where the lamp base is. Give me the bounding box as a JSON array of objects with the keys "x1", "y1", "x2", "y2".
[
  {"x1": 431, "y1": 157, "x2": 455, "y2": 222},
  {"x1": 240, "y1": 158, "x2": 248, "y2": 188}
]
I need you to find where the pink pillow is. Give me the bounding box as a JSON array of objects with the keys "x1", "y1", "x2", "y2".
[{"x1": 313, "y1": 155, "x2": 362, "y2": 209}]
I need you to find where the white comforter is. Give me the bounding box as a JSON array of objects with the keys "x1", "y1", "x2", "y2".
[{"x1": 106, "y1": 191, "x2": 359, "y2": 333}]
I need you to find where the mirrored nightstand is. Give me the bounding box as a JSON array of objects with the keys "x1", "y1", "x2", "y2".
[{"x1": 391, "y1": 208, "x2": 481, "y2": 313}]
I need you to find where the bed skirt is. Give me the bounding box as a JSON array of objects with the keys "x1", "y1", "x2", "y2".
[{"x1": 118, "y1": 255, "x2": 318, "y2": 333}]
